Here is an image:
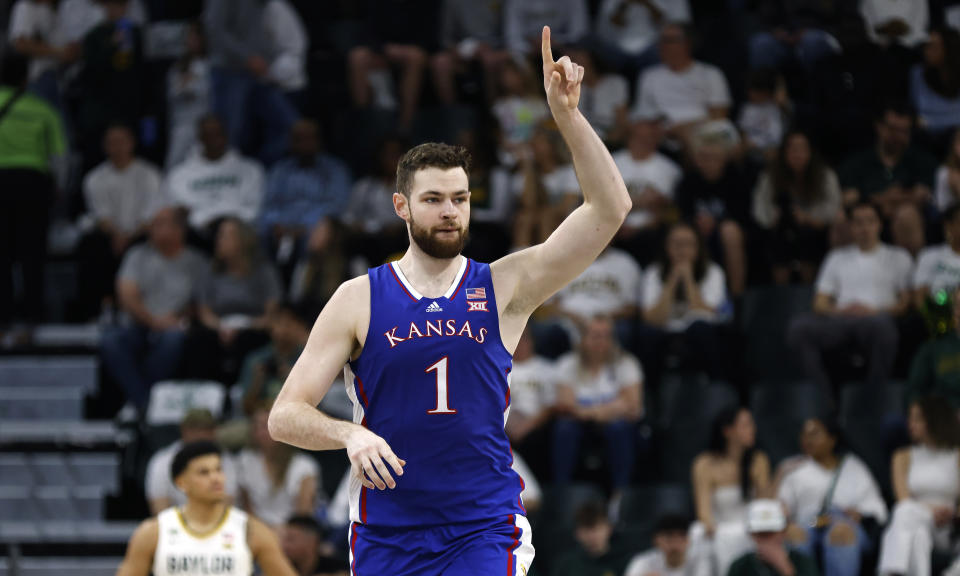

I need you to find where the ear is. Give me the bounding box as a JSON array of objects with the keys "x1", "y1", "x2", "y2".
[{"x1": 393, "y1": 192, "x2": 410, "y2": 222}]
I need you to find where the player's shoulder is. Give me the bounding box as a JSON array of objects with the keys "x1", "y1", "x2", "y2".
[
  {"x1": 333, "y1": 273, "x2": 371, "y2": 305},
  {"x1": 130, "y1": 516, "x2": 160, "y2": 550}
]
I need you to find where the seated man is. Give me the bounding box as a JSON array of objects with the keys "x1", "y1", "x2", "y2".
[
  {"x1": 281, "y1": 515, "x2": 349, "y2": 576},
  {"x1": 144, "y1": 409, "x2": 238, "y2": 515},
  {"x1": 787, "y1": 202, "x2": 912, "y2": 396},
  {"x1": 505, "y1": 327, "x2": 557, "y2": 481},
  {"x1": 624, "y1": 514, "x2": 697, "y2": 576},
  {"x1": 100, "y1": 206, "x2": 208, "y2": 411},
  {"x1": 913, "y1": 203, "x2": 960, "y2": 307},
  {"x1": 553, "y1": 500, "x2": 632, "y2": 576},
  {"x1": 728, "y1": 500, "x2": 818, "y2": 576}
]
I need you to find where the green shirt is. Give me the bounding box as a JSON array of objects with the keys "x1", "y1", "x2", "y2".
[
  {"x1": 728, "y1": 550, "x2": 819, "y2": 576},
  {"x1": 0, "y1": 86, "x2": 65, "y2": 172},
  {"x1": 551, "y1": 545, "x2": 632, "y2": 576},
  {"x1": 908, "y1": 332, "x2": 960, "y2": 409}
]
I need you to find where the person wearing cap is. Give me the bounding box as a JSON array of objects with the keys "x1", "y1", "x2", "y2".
[
  {"x1": 281, "y1": 515, "x2": 349, "y2": 576},
  {"x1": 117, "y1": 440, "x2": 296, "y2": 576},
  {"x1": 144, "y1": 408, "x2": 238, "y2": 515},
  {"x1": 728, "y1": 500, "x2": 819, "y2": 576},
  {"x1": 624, "y1": 514, "x2": 698, "y2": 576}
]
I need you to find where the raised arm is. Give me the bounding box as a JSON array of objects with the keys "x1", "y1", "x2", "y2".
[
  {"x1": 267, "y1": 277, "x2": 405, "y2": 492},
  {"x1": 492, "y1": 27, "x2": 631, "y2": 331}
]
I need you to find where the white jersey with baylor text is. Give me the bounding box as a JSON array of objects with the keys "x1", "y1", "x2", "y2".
[{"x1": 153, "y1": 506, "x2": 253, "y2": 576}]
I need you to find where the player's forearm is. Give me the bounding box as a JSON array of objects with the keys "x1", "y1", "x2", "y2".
[
  {"x1": 267, "y1": 400, "x2": 362, "y2": 451},
  {"x1": 554, "y1": 110, "x2": 631, "y2": 221}
]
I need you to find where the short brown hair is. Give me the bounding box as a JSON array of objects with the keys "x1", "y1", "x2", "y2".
[{"x1": 396, "y1": 142, "x2": 471, "y2": 197}]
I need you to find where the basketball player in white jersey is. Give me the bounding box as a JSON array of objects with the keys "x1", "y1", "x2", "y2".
[{"x1": 116, "y1": 441, "x2": 296, "y2": 576}]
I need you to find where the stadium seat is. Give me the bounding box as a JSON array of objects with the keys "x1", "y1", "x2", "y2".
[
  {"x1": 145, "y1": 380, "x2": 226, "y2": 426},
  {"x1": 740, "y1": 286, "x2": 813, "y2": 383},
  {"x1": 29, "y1": 454, "x2": 69, "y2": 486},
  {"x1": 0, "y1": 386, "x2": 85, "y2": 420},
  {"x1": 0, "y1": 454, "x2": 31, "y2": 486},
  {"x1": 0, "y1": 356, "x2": 98, "y2": 392},
  {"x1": 0, "y1": 557, "x2": 122, "y2": 576},
  {"x1": 0, "y1": 487, "x2": 35, "y2": 521},
  {"x1": 68, "y1": 453, "x2": 120, "y2": 493},
  {"x1": 750, "y1": 382, "x2": 831, "y2": 467}
]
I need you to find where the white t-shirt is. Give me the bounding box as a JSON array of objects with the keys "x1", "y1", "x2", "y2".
[
  {"x1": 555, "y1": 351, "x2": 643, "y2": 408},
  {"x1": 737, "y1": 101, "x2": 784, "y2": 152},
  {"x1": 554, "y1": 248, "x2": 642, "y2": 319},
  {"x1": 237, "y1": 449, "x2": 318, "y2": 527},
  {"x1": 935, "y1": 166, "x2": 959, "y2": 211},
  {"x1": 83, "y1": 158, "x2": 163, "y2": 234},
  {"x1": 815, "y1": 245, "x2": 913, "y2": 309},
  {"x1": 580, "y1": 75, "x2": 628, "y2": 140},
  {"x1": 8, "y1": 0, "x2": 57, "y2": 80},
  {"x1": 508, "y1": 355, "x2": 557, "y2": 417},
  {"x1": 165, "y1": 150, "x2": 265, "y2": 230},
  {"x1": 777, "y1": 455, "x2": 889, "y2": 527},
  {"x1": 613, "y1": 150, "x2": 682, "y2": 229},
  {"x1": 633, "y1": 62, "x2": 731, "y2": 128},
  {"x1": 624, "y1": 549, "x2": 691, "y2": 576},
  {"x1": 913, "y1": 244, "x2": 960, "y2": 297},
  {"x1": 145, "y1": 441, "x2": 239, "y2": 507},
  {"x1": 595, "y1": 0, "x2": 691, "y2": 55},
  {"x1": 541, "y1": 164, "x2": 580, "y2": 204},
  {"x1": 641, "y1": 262, "x2": 727, "y2": 332},
  {"x1": 264, "y1": 0, "x2": 307, "y2": 91},
  {"x1": 861, "y1": 0, "x2": 929, "y2": 47}
]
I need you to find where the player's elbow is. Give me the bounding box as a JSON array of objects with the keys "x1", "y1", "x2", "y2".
[{"x1": 266, "y1": 403, "x2": 286, "y2": 442}]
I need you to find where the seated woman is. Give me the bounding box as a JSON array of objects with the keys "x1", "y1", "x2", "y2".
[
  {"x1": 640, "y1": 221, "x2": 729, "y2": 379},
  {"x1": 238, "y1": 403, "x2": 318, "y2": 530},
  {"x1": 778, "y1": 417, "x2": 888, "y2": 576},
  {"x1": 189, "y1": 217, "x2": 282, "y2": 382},
  {"x1": 752, "y1": 131, "x2": 842, "y2": 284},
  {"x1": 552, "y1": 316, "x2": 643, "y2": 504},
  {"x1": 910, "y1": 28, "x2": 960, "y2": 148},
  {"x1": 879, "y1": 396, "x2": 960, "y2": 576},
  {"x1": 934, "y1": 129, "x2": 960, "y2": 212},
  {"x1": 690, "y1": 407, "x2": 771, "y2": 576}
]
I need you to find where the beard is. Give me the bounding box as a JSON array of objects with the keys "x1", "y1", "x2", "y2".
[{"x1": 409, "y1": 214, "x2": 469, "y2": 259}]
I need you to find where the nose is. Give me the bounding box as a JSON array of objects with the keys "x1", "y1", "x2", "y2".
[{"x1": 440, "y1": 199, "x2": 458, "y2": 218}]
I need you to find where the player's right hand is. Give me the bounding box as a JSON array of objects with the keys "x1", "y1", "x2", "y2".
[{"x1": 345, "y1": 426, "x2": 406, "y2": 490}]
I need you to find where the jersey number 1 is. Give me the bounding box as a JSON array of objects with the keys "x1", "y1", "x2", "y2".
[{"x1": 425, "y1": 357, "x2": 457, "y2": 414}]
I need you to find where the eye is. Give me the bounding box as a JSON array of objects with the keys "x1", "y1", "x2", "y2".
[
  {"x1": 425, "y1": 198, "x2": 439, "y2": 203},
  {"x1": 454, "y1": 197, "x2": 467, "y2": 204}
]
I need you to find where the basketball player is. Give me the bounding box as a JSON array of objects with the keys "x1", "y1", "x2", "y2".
[
  {"x1": 268, "y1": 27, "x2": 631, "y2": 575},
  {"x1": 116, "y1": 441, "x2": 296, "y2": 576}
]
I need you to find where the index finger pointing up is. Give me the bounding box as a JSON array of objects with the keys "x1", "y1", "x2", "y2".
[{"x1": 542, "y1": 26, "x2": 553, "y2": 65}]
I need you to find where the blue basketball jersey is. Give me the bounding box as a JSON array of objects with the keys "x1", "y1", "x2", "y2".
[{"x1": 344, "y1": 257, "x2": 525, "y2": 528}]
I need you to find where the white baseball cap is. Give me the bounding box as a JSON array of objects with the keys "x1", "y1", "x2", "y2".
[{"x1": 747, "y1": 499, "x2": 786, "y2": 533}]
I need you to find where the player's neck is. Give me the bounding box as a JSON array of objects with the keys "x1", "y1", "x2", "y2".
[
  {"x1": 181, "y1": 499, "x2": 227, "y2": 532},
  {"x1": 397, "y1": 251, "x2": 464, "y2": 295}
]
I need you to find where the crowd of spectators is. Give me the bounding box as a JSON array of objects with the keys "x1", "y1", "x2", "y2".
[{"x1": 4, "y1": 0, "x2": 960, "y2": 575}]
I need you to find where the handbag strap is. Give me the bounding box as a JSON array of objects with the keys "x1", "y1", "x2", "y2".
[{"x1": 817, "y1": 455, "x2": 847, "y2": 517}]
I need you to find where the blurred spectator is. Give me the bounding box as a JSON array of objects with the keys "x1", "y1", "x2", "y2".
[
  {"x1": 7, "y1": 0, "x2": 78, "y2": 106},
  {"x1": 752, "y1": 131, "x2": 842, "y2": 284},
  {"x1": 552, "y1": 500, "x2": 632, "y2": 576},
  {"x1": 100, "y1": 206, "x2": 208, "y2": 411},
  {"x1": 432, "y1": 0, "x2": 510, "y2": 105},
  {"x1": 838, "y1": 105, "x2": 937, "y2": 218},
  {"x1": 909, "y1": 288, "x2": 960, "y2": 409},
  {"x1": 238, "y1": 404, "x2": 318, "y2": 529},
  {"x1": 640, "y1": 222, "x2": 729, "y2": 379},
  {"x1": 76, "y1": 123, "x2": 162, "y2": 320},
  {"x1": 187, "y1": 218, "x2": 281, "y2": 383},
  {"x1": 632, "y1": 22, "x2": 732, "y2": 151},
  {"x1": 491, "y1": 59, "x2": 549, "y2": 168},
  {"x1": 727, "y1": 500, "x2": 818, "y2": 576},
  {"x1": 675, "y1": 131, "x2": 749, "y2": 295},
  {"x1": 144, "y1": 408, "x2": 238, "y2": 515},
  {"x1": 456, "y1": 127, "x2": 513, "y2": 262},
  {"x1": 913, "y1": 204, "x2": 960, "y2": 305},
  {"x1": 612, "y1": 117, "x2": 682, "y2": 264},
  {"x1": 0, "y1": 50, "x2": 65, "y2": 327},
  {"x1": 933, "y1": 0, "x2": 960, "y2": 31},
  {"x1": 623, "y1": 514, "x2": 697, "y2": 576},
  {"x1": 590, "y1": 0, "x2": 690, "y2": 78},
  {"x1": 165, "y1": 115, "x2": 265, "y2": 238},
  {"x1": 55, "y1": 0, "x2": 146, "y2": 45},
  {"x1": 861, "y1": 0, "x2": 930, "y2": 49},
  {"x1": 77, "y1": 0, "x2": 145, "y2": 172},
  {"x1": 505, "y1": 327, "x2": 557, "y2": 480},
  {"x1": 263, "y1": 0, "x2": 308, "y2": 111},
  {"x1": 165, "y1": 20, "x2": 209, "y2": 170},
  {"x1": 778, "y1": 417, "x2": 888, "y2": 576},
  {"x1": 260, "y1": 119, "x2": 351, "y2": 273},
  {"x1": 911, "y1": 28, "x2": 960, "y2": 142},
  {"x1": 281, "y1": 515, "x2": 349, "y2": 576},
  {"x1": 552, "y1": 316, "x2": 643, "y2": 501},
  {"x1": 341, "y1": 136, "x2": 407, "y2": 266},
  {"x1": 934, "y1": 128, "x2": 960, "y2": 210},
  {"x1": 347, "y1": 0, "x2": 439, "y2": 134},
  {"x1": 690, "y1": 407, "x2": 770, "y2": 576},
  {"x1": 564, "y1": 46, "x2": 628, "y2": 148},
  {"x1": 787, "y1": 203, "x2": 912, "y2": 397},
  {"x1": 890, "y1": 202, "x2": 927, "y2": 258},
  {"x1": 504, "y1": 0, "x2": 589, "y2": 58},
  {"x1": 748, "y1": 0, "x2": 841, "y2": 72},
  {"x1": 238, "y1": 303, "x2": 308, "y2": 416},
  {"x1": 738, "y1": 69, "x2": 790, "y2": 164},
  {"x1": 288, "y1": 219, "x2": 349, "y2": 323},
  {"x1": 512, "y1": 122, "x2": 578, "y2": 247},
  {"x1": 878, "y1": 397, "x2": 960, "y2": 576},
  {"x1": 204, "y1": 0, "x2": 299, "y2": 165}
]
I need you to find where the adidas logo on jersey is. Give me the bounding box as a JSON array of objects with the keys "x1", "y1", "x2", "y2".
[{"x1": 425, "y1": 301, "x2": 443, "y2": 312}]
